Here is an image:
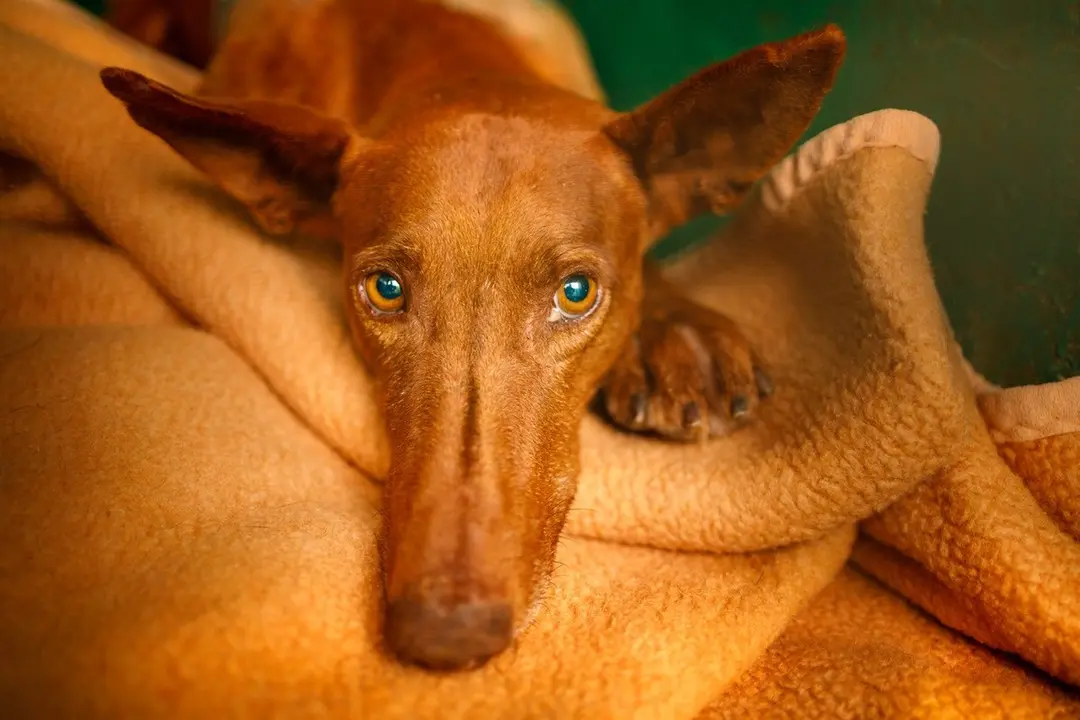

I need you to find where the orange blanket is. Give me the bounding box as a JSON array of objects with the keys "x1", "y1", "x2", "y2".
[{"x1": 0, "y1": 1, "x2": 1076, "y2": 717}]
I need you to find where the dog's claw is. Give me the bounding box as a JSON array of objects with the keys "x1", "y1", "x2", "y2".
[
  {"x1": 729, "y1": 395, "x2": 750, "y2": 420},
  {"x1": 630, "y1": 392, "x2": 649, "y2": 426},
  {"x1": 682, "y1": 402, "x2": 702, "y2": 431},
  {"x1": 754, "y1": 367, "x2": 774, "y2": 398}
]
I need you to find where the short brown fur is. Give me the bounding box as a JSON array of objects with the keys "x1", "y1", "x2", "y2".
[{"x1": 99, "y1": 0, "x2": 845, "y2": 671}]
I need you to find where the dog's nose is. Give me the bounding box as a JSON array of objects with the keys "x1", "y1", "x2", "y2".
[{"x1": 385, "y1": 596, "x2": 513, "y2": 671}]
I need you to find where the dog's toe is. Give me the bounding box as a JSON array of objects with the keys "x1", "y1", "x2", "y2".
[{"x1": 602, "y1": 337, "x2": 651, "y2": 430}]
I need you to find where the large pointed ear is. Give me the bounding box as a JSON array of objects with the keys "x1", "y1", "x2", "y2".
[
  {"x1": 602, "y1": 25, "x2": 846, "y2": 238},
  {"x1": 100, "y1": 67, "x2": 357, "y2": 237}
]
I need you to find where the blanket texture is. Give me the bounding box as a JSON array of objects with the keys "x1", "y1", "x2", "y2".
[{"x1": 0, "y1": 1, "x2": 1077, "y2": 717}]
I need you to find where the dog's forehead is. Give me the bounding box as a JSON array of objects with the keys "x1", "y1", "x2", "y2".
[
  {"x1": 421, "y1": 114, "x2": 603, "y2": 197},
  {"x1": 383, "y1": 114, "x2": 631, "y2": 245}
]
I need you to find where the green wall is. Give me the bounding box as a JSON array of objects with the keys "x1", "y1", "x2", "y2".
[
  {"x1": 563, "y1": 0, "x2": 1080, "y2": 386},
  {"x1": 76, "y1": 0, "x2": 104, "y2": 15},
  {"x1": 73, "y1": 0, "x2": 1080, "y2": 385}
]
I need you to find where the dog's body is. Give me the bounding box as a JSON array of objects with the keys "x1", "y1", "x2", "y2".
[{"x1": 101, "y1": 0, "x2": 844, "y2": 671}]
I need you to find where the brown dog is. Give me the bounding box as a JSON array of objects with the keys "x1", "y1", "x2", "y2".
[{"x1": 99, "y1": 0, "x2": 845, "y2": 672}]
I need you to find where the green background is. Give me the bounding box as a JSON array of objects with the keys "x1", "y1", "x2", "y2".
[{"x1": 76, "y1": 0, "x2": 1080, "y2": 386}]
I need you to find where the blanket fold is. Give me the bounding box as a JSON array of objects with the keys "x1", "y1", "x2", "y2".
[
  {"x1": 0, "y1": 1, "x2": 1077, "y2": 717},
  {"x1": 855, "y1": 395, "x2": 1080, "y2": 685},
  {"x1": 708, "y1": 568, "x2": 1080, "y2": 719}
]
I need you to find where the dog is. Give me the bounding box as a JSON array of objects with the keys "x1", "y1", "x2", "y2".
[{"x1": 99, "y1": 0, "x2": 845, "y2": 672}]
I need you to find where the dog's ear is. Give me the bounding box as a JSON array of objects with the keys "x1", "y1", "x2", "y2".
[
  {"x1": 100, "y1": 67, "x2": 361, "y2": 238},
  {"x1": 602, "y1": 25, "x2": 846, "y2": 238}
]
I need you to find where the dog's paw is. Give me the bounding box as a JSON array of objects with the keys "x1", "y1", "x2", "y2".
[{"x1": 601, "y1": 303, "x2": 772, "y2": 441}]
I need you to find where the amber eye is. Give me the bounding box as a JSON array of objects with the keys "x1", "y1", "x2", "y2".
[
  {"x1": 551, "y1": 274, "x2": 599, "y2": 320},
  {"x1": 363, "y1": 272, "x2": 405, "y2": 314}
]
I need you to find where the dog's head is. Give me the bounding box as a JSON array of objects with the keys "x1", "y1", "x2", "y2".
[{"x1": 100, "y1": 24, "x2": 844, "y2": 671}]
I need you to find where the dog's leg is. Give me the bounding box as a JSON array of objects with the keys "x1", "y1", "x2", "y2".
[{"x1": 602, "y1": 262, "x2": 772, "y2": 441}]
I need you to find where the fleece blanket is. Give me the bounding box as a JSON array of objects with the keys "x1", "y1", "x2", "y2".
[{"x1": 0, "y1": 1, "x2": 1077, "y2": 717}]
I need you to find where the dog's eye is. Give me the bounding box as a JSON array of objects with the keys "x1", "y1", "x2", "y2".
[
  {"x1": 363, "y1": 272, "x2": 405, "y2": 313},
  {"x1": 551, "y1": 274, "x2": 599, "y2": 320}
]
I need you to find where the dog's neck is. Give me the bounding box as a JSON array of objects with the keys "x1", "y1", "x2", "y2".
[{"x1": 198, "y1": 0, "x2": 578, "y2": 134}]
